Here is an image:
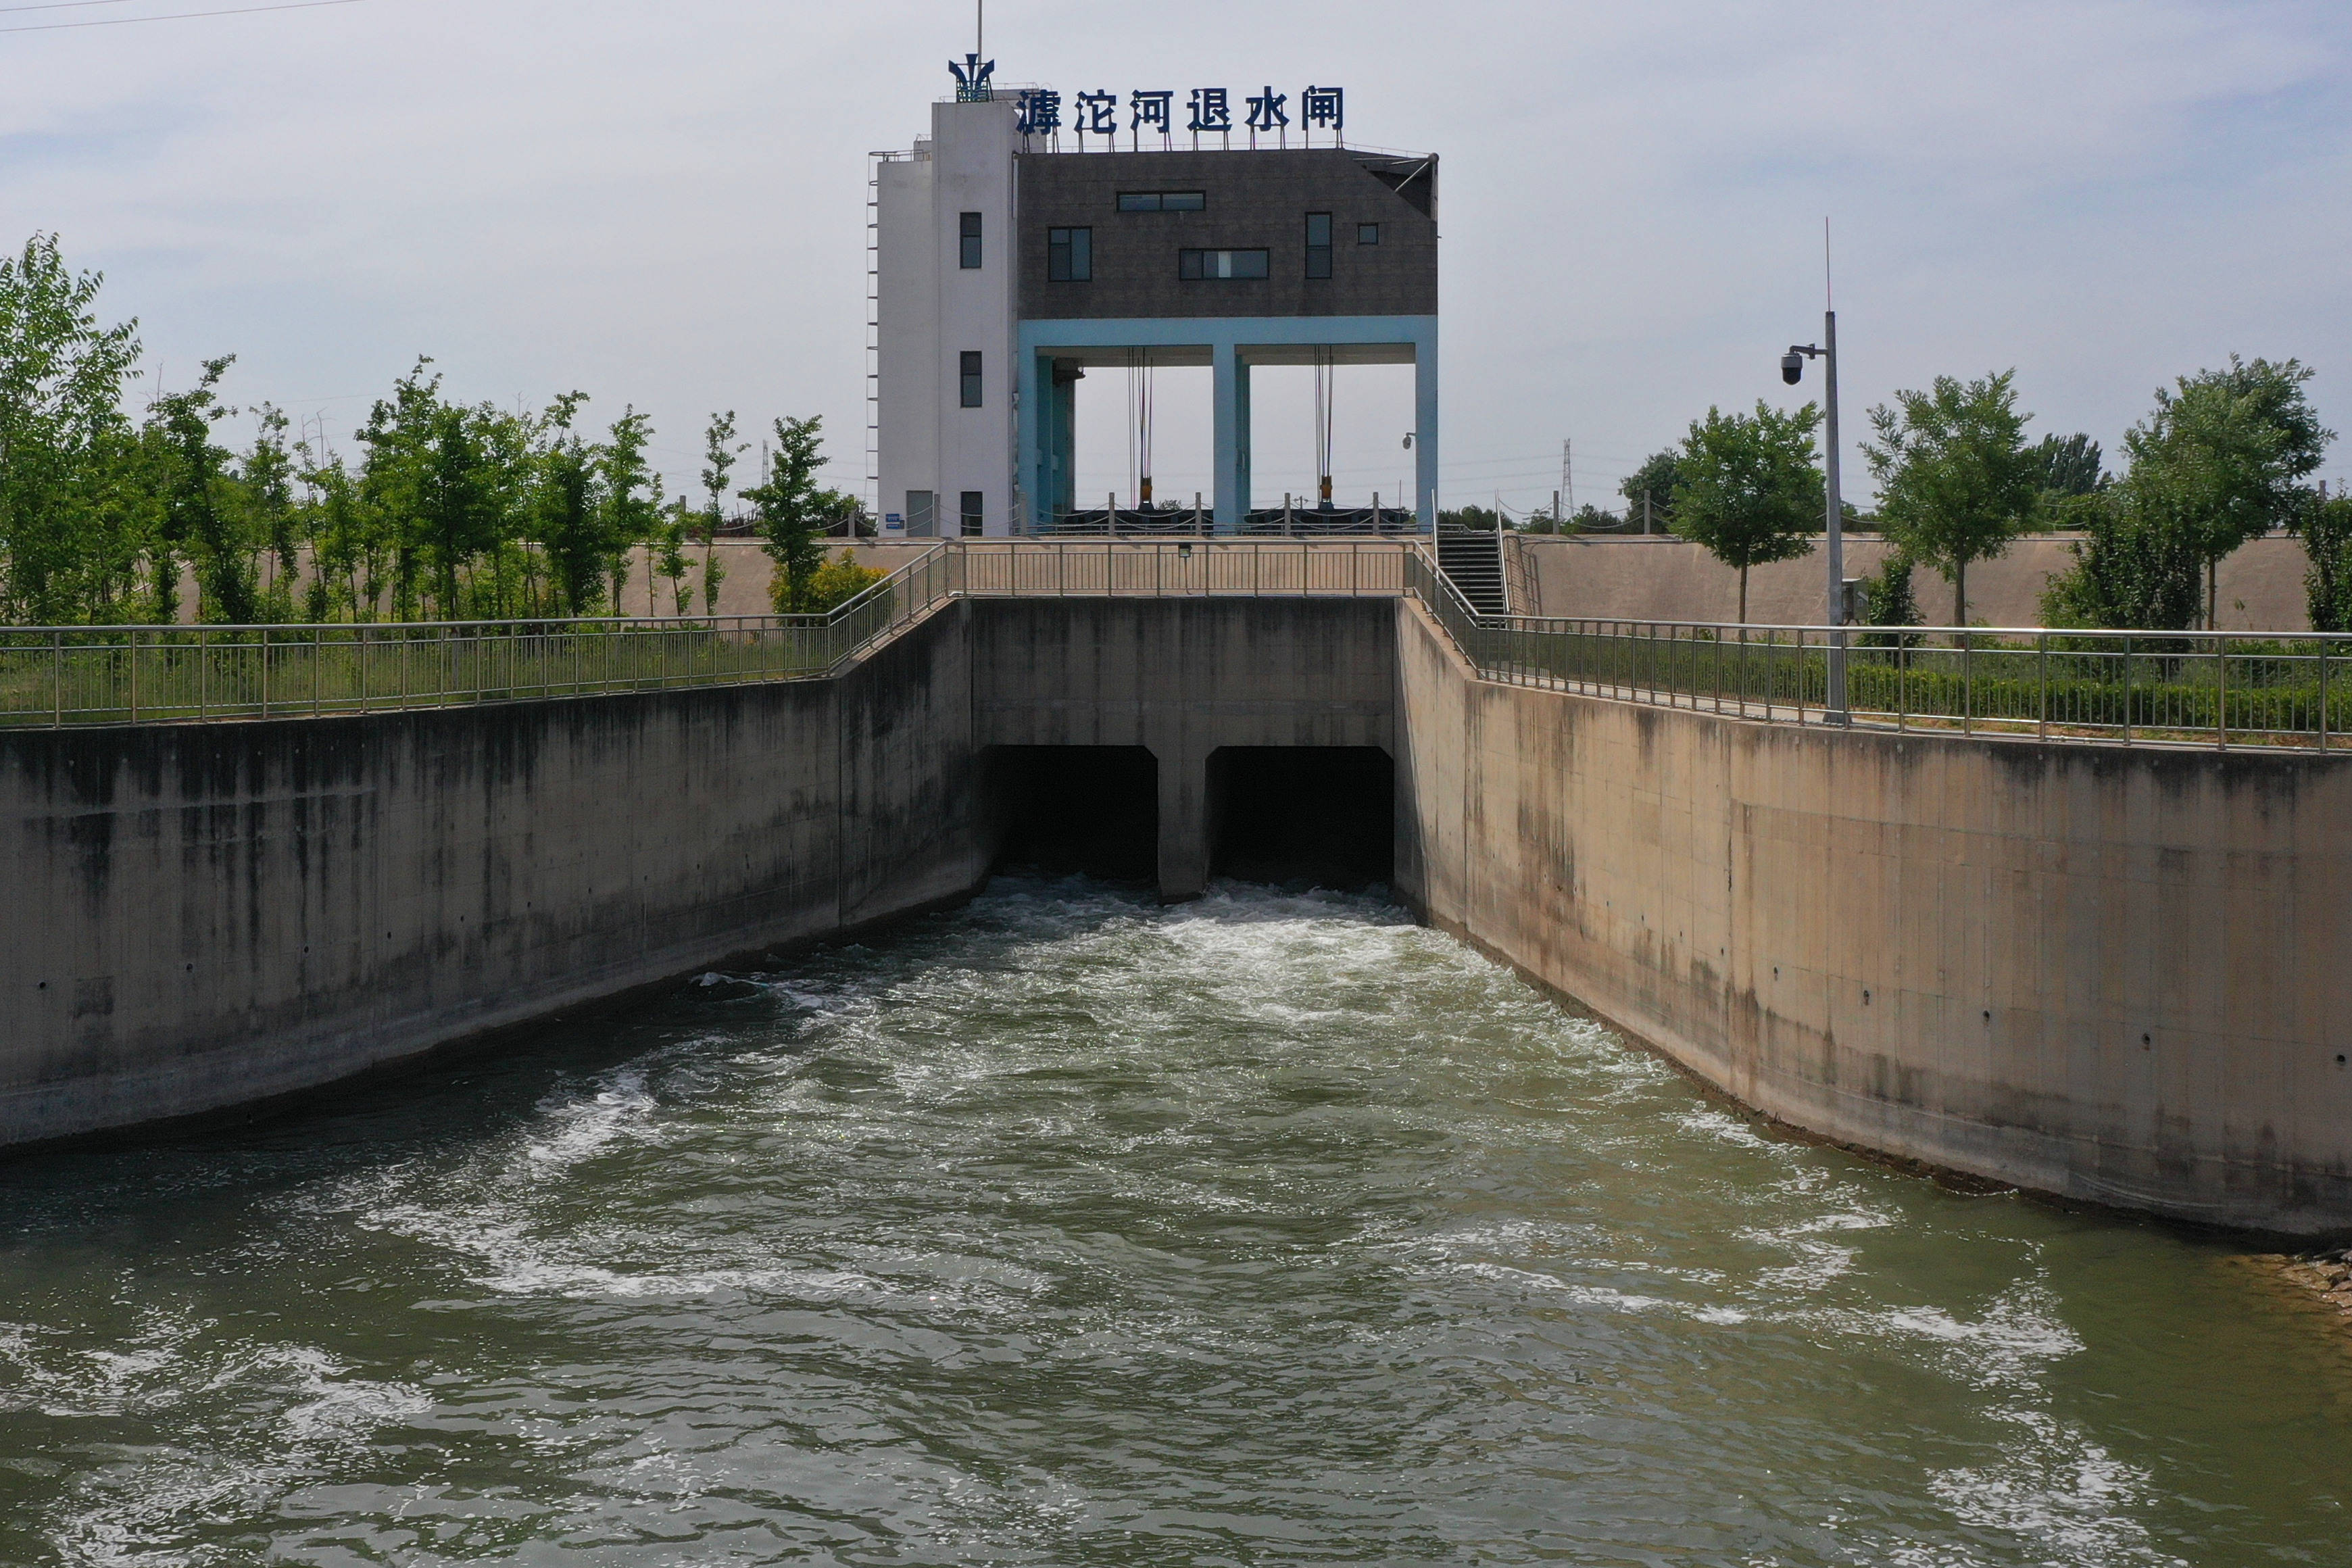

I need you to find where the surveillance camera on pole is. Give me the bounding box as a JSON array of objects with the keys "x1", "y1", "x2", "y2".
[{"x1": 1780, "y1": 325, "x2": 1847, "y2": 725}]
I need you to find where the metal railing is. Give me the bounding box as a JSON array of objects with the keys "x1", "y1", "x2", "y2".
[
  {"x1": 1405, "y1": 539, "x2": 2352, "y2": 751},
  {"x1": 952, "y1": 538, "x2": 1411, "y2": 597},
  {"x1": 7, "y1": 535, "x2": 2343, "y2": 750},
  {"x1": 0, "y1": 545, "x2": 957, "y2": 729}
]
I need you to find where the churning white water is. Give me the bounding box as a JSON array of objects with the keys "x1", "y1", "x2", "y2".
[{"x1": 0, "y1": 877, "x2": 2343, "y2": 1565}]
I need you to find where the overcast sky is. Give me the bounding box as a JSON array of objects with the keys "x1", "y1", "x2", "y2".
[{"x1": 5, "y1": 0, "x2": 2347, "y2": 514}]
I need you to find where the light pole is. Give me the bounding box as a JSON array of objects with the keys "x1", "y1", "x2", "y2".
[{"x1": 1782, "y1": 312, "x2": 1848, "y2": 725}]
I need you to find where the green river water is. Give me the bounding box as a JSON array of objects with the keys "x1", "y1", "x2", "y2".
[{"x1": 0, "y1": 879, "x2": 2345, "y2": 1565}]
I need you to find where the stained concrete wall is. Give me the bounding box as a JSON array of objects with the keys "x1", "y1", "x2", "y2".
[
  {"x1": 1393, "y1": 600, "x2": 2352, "y2": 1234},
  {"x1": 0, "y1": 595, "x2": 1392, "y2": 1147},
  {"x1": 9, "y1": 589, "x2": 2350, "y2": 1238},
  {"x1": 965, "y1": 597, "x2": 1396, "y2": 896},
  {"x1": 0, "y1": 604, "x2": 988, "y2": 1148}
]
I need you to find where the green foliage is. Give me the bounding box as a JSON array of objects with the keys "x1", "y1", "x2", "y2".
[
  {"x1": 535, "y1": 391, "x2": 610, "y2": 617},
  {"x1": 700, "y1": 410, "x2": 743, "y2": 616},
  {"x1": 2025, "y1": 433, "x2": 2107, "y2": 499},
  {"x1": 742, "y1": 414, "x2": 843, "y2": 612},
  {"x1": 0, "y1": 235, "x2": 145, "y2": 624},
  {"x1": 1856, "y1": 550, "x2": 1924, "y2": 645},
  {"x1": 1438, "y1": 504, "x2": 1501, "y2": 532},
  {"x1": 2121, "y1": 356, "x2": 2333, "y2": 627},
  {"x1": 658, "y1": 498, "x2": 694, "y2": 616},
  {"x1": 1669, "y1": 401, "x2": 1823, "y2": 621},
  {"x1": 2301, "y1": 492, "x2": 2352, "y2": 633},
  {"x1": 2039, "y1": 488, "x2": 2204, "y2": 631},
  {"x1": 805, "y1": 549, "x2": 888, "y2": 612},
  {"x1": 0, "y1": 235, "x2": 896, "y2": 627},
  {"x1": 1865, "y1": 370, "x2": 2037, "y2": 624},
  {"x1": 1618, "y1": 447, "x2": 1683, "y2": 532},
  {"x1": 151, "y1": 358, "x2": 253, "y2": 624},
  {"x1": 600, "y1": 407, "x2": 660, "y2": 613}
]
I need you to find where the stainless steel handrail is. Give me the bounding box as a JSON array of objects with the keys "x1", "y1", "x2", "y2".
[{"x1": 5, "y1": 536, "x2": 2341, "y2": 750}]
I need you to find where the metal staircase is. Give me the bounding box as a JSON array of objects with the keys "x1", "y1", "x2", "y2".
[{"x1": 1436, "y1": 529, "x2": 1509, "y2": 616}]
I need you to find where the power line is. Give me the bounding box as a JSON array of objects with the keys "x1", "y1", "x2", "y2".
[
  {"x1": 0, "y1": 2, "x2": 147, "y2": 14},
  {"x1": 0, "y1": 0, "x2": 359, "y2": 32}
]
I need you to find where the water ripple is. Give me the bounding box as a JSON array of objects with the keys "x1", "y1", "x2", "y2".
[{"x1": 0, "y1": 877, "x2": 2343, "y2": 1565}]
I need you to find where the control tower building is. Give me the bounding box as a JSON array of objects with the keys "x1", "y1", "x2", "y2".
[{"x1": 873, "y1": 72, "x2": 1438, "y2": 536}]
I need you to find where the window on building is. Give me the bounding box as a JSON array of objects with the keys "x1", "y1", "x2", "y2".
[
  {"x1": 960, "y1": 351, "x2": 983, "y2": 408},
  {"x1": 905, "y1": 490, "x2": 937, "y2": 538},
  {"x1": 1116, "y1": 191, "x2": 1206, "y2": 212},
  {"x1": 1177, "y1": 248, "x2": 1270, "y2": 280},
  {"x1": 1048, "y1": 226, "x2": 1092, "y2": 281},
  {"x1": 1358, "y1": 223, "x2": 1381, "y2": 245},
  {"x1": 959, "y1": 211, "x2": 983, "y2": 269},
  {"x1": 960, "y1": 491, "x2": 985, "y2": 536},
  {"x1": 1305, "y1": 213, "x2": 1333, "y2": 279}
]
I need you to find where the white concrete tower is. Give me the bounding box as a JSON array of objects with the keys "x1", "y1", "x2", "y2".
[{"x1": 876, "y1": 96, "x2": 1019, "y2": 536}]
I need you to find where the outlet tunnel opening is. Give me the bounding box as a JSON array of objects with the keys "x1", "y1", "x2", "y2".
[
  {"x1": 1208, "y1": 747, "x2": 1394, "y2": 891},
  {"x1": 985, "y1": 746, "x2": 1160, "y2": 884}
]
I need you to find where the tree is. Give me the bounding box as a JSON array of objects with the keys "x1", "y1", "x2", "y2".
[
  {"x1": 1855, "y1": 548, "x2": 1924, "y2": 647},
  {"x1": 532, "y1": 392, "x2": 608, "y2": 616},
  {"x1": 743, "y1": 414, "x2": 839, "y2": 612},
  {"x1": 805, "y1": 549, "x2": 887, "y2": 611},
  {"x1": 415, "y1": 401, "x2": 505, "y2": 618},
  {"x1": 0, "y1": 233, "x2": 144, "y2": 624},
  {"x1": 149, "y1": 358, "x2": 254, "y2": 624},
  {"x1": 657, "y1": 497, "x2": 694, "y2": 615},
  {"x1": 2302, "y1": 490, "x2": 2352, "y2": 633},
  {"x1": 302, "y1": 445, "x2": 366, "y2": 622},
  {"x1": 1864, "y1": 370, "x2": 2036, "y2": 627},
  {"x1": 1438, "y1": 503, "x2": 1501, "y2": 532},
  {"x1": 600, "y1": 408, "x2": 659, "y2": 614},
  {"x1": 1669, "y1": 401, "x2": 1823, "y2": 624},
  {"x1": 241, "y1": 405, "x2": 299, "y2": 620},
  {"x1": 2025, "y1": 433, "x2": 2106, "y2": 499},
  {"x1": 2120, "y1": 357, "x2": 2332, "y2": 629},
  {"x1": 1618, "y1": 447, "x2": 1684, "y2": 534},
  {"x1": 700, "y1": 410, "x2": 743, "y2": 616},
  {"x1": 2040, "y1": 488, "x2": 2203, "y2": 631}
]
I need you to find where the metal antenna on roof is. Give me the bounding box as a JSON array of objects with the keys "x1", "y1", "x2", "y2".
[{"x1": 977, "y1": 0, "x2": 983, "y2": 59}]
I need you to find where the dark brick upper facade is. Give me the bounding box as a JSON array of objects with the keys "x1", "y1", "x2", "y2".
[{"x1": 1014, "y1": 148, "x2": 1437, "y2": 321}]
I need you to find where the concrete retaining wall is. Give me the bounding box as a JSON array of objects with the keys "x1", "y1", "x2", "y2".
[
  {"x1": 1394, "y1": 601, "x2": 2352, "y2": 1234},
  {"x1": 10, "y1": 589, "x2": 2350, "y2": 1236},
  {"x1": 0, "y1": 595, "x2": 1394, "y2": 1147},
  {"x1": 0, "y1": 604, "x2": 988, "y2": 1148},
  {"x1": 965, "y1": 597, "x2": 1396, "y2": 896}
]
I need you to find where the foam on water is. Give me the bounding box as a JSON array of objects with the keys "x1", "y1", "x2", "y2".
[{"x1": 0, "y1": 876, "x2": 2343, "y2": 1565}]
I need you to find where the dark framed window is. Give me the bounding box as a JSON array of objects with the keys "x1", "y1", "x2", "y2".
[
  {"x1": 1177, "y1": 248, "x2": 1269, "y2": 280},
  {"x1": 1358, "y1": 223, "x2": 1381, "y2": 245},
  {"x1": 959, "y1": 211, "x2": 983, "y2": 269},
  {"x1": 960, "y1": 351, "x2": 983, "y2": 408},
  {"x1": 960, "y1": 491, "x2": 984, "y2": 536},
  {"x1": 1305, "y1": 213, "x2": 1333, "y2": 279},
  {"x1": 1048, "y1": 226, "x2": 1092, "y2": 281},
  {"x1": 1116, "y1": 191, "x2": 1206, "y2": 212}
]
